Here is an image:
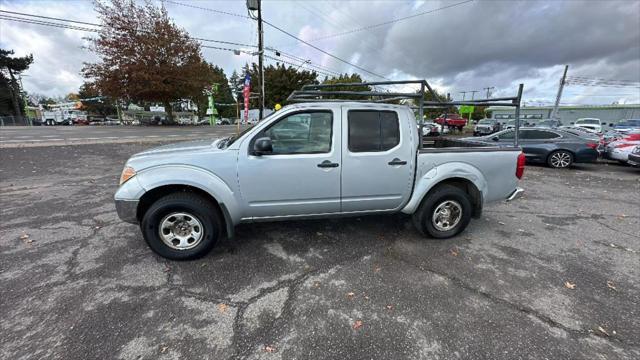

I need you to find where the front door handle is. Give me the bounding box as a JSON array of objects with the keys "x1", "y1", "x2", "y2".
[
  {"x1": 317, "y1": 160, "x2": 339, "y2": 168},
  {"x1": 388, "y1": 158, "x2": 407, "y2": 166}
]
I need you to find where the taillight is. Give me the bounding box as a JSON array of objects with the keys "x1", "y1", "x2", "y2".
[
  {"x1": 516, "y1": 152, "x2": 525, "y2": 179},
  {"x1": 586, "y1": 142, "x2": 598, "y2": 149}
]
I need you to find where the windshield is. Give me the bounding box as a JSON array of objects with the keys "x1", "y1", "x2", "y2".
[
  {"x1": 578, "y1": 119, "x2": 599, "y2": 125},
  {"x1": 223, "y1": 112, "x2": 280, "y2": 147},
  {"x1": 478, "y1": 119, "x2": 493, "y2": 125}
]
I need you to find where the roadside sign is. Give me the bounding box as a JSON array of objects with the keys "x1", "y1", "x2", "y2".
[{"x1": 459, "y1": 105, "x2": 474, "y2": 114}]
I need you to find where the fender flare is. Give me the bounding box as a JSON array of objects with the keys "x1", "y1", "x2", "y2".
[
  {"x1": 401, "y1": 162, "x2": 487, "y2": 214},
  {"x1": 135, "y1": 165, "x2": 241, "y2": 238}
]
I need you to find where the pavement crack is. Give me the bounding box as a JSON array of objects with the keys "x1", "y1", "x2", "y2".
[
  {"x1": 593, "y1": 220, "x2": 640, "y2": 240},
  {"x1": 387, "y1": 249, "x2": 636, "y2": 348}
]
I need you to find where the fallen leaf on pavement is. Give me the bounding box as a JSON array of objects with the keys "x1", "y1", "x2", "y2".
[
  {"x1": 217, "y1": 303, "x2": 228, "y2": 313},
  {"x1": 606, "y1": 281, "x2": 617, "y2": 291},
  {"x1": 386, "y1": 304, "x2": 393, "y2": 310},
  {"x1": 19, "y1": 233, "x2": 29, "y2": 240},
  {"x1": 160, "y1": 346, "x2": 168, "y2": 353},
  {"x1": 352, "y1": 320, "x2": 363, "y2": 330},
  {"x1": 564, "y1": 281, "x2": 576, "y2": 289},
  {"x1": 449, "y1": 247, "x2": 459, "y2": 257},
  {"x1": 597, "y1": 326, "x2": 609, "y2": 337},
  {"x1": 346, "y1": 292, "x2": 355, "y2": 299},
  {"x1": 373, "y1": 266, "x2": 381, "y2": 273},
  {"x1": 264, "y1": 345, "x2": 277, "y2": 353},
  {"x1": 313, "y1": 281, "x2": 321, "y2": 288},
  {"x1": 498, "y1": 221, "x2": 505, "y2": 225},
  {"x1": 163, "y1": 265, "x2": 171, "y2": 273}
]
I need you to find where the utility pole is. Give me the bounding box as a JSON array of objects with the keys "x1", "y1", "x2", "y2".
[
  {"x1": 470, "y1": 90, "x2": 479, "y2": 100},
  {"x1": 247, "y1": 0, "x2": 265, "y2": 120},
  {"x1": 459, "y1": 91, "x2": 467, "y2": 101},
  {"x1": 551, "y1": 65, "x2": 569, "y2": 120},
  {"x1": 483, "y1": 86, "x2": 495, "y2": 99}
]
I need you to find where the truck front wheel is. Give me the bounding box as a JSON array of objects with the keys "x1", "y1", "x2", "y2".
[
  {"x1": 412, "y1": 185, "x2": 472, "y2": 239},
  {"x1": 141, "y1": 192, "x2": 221, "y2": 260}
]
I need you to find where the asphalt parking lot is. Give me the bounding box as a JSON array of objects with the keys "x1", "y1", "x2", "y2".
[
  {"x1": 1, "y1": 139, "x2": 639, "y2": 359},
  {"x1": 0, "y1": 125, "x2": 246, "y2": 148}
]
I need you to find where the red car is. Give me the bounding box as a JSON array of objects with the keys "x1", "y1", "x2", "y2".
[{"x1": 434, "y1": 113, "x2": 468, "y2": 131}]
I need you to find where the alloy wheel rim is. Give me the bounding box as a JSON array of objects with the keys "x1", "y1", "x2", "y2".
[
  {"x1": 432, "y1": 200, "x2": 462, "y2": 232},
  {"x1": 159, "y1": 212, "x2": 204, "y2": 250},
  {"x1": 551, "y1": 152, "x2": 571, "y2": 168}
]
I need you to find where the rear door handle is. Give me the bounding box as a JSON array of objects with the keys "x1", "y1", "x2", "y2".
[
  {"x1": 388, "y1": 158, "x2": 407, "y2": 166},
  {"x1": 317, "y1": 160, "x2": 339, "y2": 168}
]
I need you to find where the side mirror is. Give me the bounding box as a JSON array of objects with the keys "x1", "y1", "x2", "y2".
[
  {"x1": 491, "y1": 136, "x2": 499, "y2": 141},
  {"x1": 253, "y1": 137, "x2": 273, "y2": 155}
]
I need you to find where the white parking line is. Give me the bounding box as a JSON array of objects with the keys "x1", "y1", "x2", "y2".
[{"x1": 0, "y1": 139, "x2": 64, "y2": 142}]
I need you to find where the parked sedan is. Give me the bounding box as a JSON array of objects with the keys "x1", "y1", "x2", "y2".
[
  {"x1": 463, "y1": 128, "x2": 599, "y2": 168},
  {"x1": 613, "y1": 119, "x2": 640, "y2": 134},
  {"x1": 604, "y1": 131, "x2": 640, "y2": 164},
  {"x1": 473, "y1": 118, "x2": 501, "y2": 136}
]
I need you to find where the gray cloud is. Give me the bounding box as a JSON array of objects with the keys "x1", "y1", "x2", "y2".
[{"x1": 1, "y1": 0, "x2": 638, "y2": 104}]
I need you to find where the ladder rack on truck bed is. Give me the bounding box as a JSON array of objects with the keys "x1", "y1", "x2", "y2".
[{"x1": 287, "y1": 80, "x2": 524, "y2": 147}]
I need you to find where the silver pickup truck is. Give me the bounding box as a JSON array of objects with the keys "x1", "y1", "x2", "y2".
[{"x1": 115, "y1": 102, "x2": 525, "y2": 260}]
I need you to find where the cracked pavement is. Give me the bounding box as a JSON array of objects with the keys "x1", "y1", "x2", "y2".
[{"x1": 1, "y1": 141, "x2": 639, "y2": 359}]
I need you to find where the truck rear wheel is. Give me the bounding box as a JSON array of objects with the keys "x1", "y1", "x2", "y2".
[
  {"x1": 141, "y1": 192, "x2": 221, "y2": 260},
  {"x1": 412, "y1": 185, "x2": 472, "y2": 239}
]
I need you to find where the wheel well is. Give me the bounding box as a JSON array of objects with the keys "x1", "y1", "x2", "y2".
[
  {"x1": 137, "y1": 184, "x2": 226, "y2": 232},
  {"x1": 426, "y1": 178, "x2": 483, "y2": 218}
]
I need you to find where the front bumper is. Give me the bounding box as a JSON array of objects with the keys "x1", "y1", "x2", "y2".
[
  {"x1": 628, "y1": 153, "x2": 640, "y2": 166},
  {"x1": 605, "y1": 148, "x2": 629, "y2": 161},
  {"x1": 115, "y1": 199, "x2": 139, "y2": 224},
  {"x1": 506, "y1": 187, "x2": 524, "y2": 202}
]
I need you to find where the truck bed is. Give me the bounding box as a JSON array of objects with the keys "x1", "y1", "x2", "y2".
[{"x1": 419, "y1": 137, "x2": 518, "y2": 152}]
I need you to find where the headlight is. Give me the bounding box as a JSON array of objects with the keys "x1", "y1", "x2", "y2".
[{"x1": 119, "y1": 166, "x2": 136, "y2": 185}]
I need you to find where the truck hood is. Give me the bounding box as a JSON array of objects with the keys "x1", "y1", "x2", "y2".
[{"x1": 131, "y1": 138, "x2": 220, "y2": 158}]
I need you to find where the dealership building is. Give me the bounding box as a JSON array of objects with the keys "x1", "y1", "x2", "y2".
[{"x1": 486, "y1": 104, "x2": 640, "y2": 125}]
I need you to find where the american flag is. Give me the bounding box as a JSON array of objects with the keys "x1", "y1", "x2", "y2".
[{"x1": 243, "y1": 73, "x2": 251, "y2": 123}]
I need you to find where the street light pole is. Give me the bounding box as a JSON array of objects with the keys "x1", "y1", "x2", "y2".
[{"x1": 257, "y1": 0, "x2": 265, "y2": 120}]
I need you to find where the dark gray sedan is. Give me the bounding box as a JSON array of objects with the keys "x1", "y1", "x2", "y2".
[{"x1": 463, "y1": 128, "x2": 599, "y2": 168}]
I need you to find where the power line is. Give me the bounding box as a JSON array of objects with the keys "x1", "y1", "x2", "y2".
[
  {"x1": 263, "y1": 54, "x2": 336, "y2": 78},
  {"x1": 0, "y1": 9, "x2": 257, "y2": 48},
  {"x1": 163, "y1": 0, "x2": 249, "y2": 19},
  {"x1": 303, "y1": 0, "x2": 474, "y2": 42},
  {"x1": 266, "y1": 48, "x2": 343, "y2": 76},
  {"x1": 0, "y1": 15, "x2": 100, "y2": 33},
  {"x1": 261, "y1": 18, "x2": 389, "y2": 80}
]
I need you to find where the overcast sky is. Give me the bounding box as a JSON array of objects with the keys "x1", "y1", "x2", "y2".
[{"x1": 1, "y1": 0, "x2": 639, "y2": 105}]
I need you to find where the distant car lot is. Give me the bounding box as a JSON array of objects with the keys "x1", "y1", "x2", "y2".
[
  {"x1": 0, "y1": 140, "x2": 638, "y2": 359},
  {"x1": 0, "y1": 125, "x2": 247, "y2": 148}
]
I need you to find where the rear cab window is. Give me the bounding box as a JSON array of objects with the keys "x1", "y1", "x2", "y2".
[{"x1": 348, "y1": 110, "x2": 400, "y2": 152}]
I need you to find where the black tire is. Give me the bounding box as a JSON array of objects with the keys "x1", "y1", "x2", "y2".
[
  {"x1": 412, "y1": 185, "x2": 472, "y2": 239},
  {"x1": 547, "y1": 150, "x2": 573, "y2": 168},
  {"x1": 141, "y1": 192, "x2": 221, "y2": 260}
]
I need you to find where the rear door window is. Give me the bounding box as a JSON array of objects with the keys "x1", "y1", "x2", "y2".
[
  {"x1": 348, "y1": 110, "x2": 400, "y2": 152},
  {"x1": 523, "y1": 130, "x2": 561, "y2": 140}
]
